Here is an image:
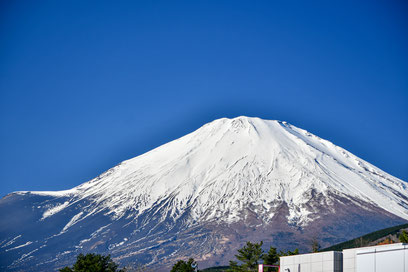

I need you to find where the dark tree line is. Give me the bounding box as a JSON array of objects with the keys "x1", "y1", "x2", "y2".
[
  {"x1": 227, "y1": 241, "x2": 298, "y2": 272},
  {"x1": 61, "y1": 240, "x2": 303, "y2": 272}
]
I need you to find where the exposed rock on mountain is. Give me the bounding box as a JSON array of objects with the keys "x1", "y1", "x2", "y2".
[{"x1": 1, "y1": 117, "x2": 407, "y2": 271}]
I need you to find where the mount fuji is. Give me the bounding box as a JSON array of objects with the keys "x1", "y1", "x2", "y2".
[{"x1": 1, "y1": 117, "x2": 407, "y2": 271}]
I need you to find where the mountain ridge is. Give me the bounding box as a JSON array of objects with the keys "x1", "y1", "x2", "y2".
[{"x1": 1, "y1": 116, "x2": 407, "y2": 271}]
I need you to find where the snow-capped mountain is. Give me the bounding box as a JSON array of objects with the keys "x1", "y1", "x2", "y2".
[{"x1": 1, "y1": 117, "x2": 407, "y2": 271}]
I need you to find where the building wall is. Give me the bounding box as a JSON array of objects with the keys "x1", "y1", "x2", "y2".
[
  {"x1": 355, "y1": 243, "x2": 408, "y2": 272},
  {"x1": 280, "y1": 251, "x2": 342, "y2": 272},
  {"x1": 343, "y1": 247, "x2": 365, "y2": 272},
  {"x1": 280, "y1": 243, "x2": 408, "y2": 272}
]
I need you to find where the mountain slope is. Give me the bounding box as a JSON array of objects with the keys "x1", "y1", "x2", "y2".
[
  {"x1": 1, "y1": 117, "x2": 407, "y2": 271},
  {"x1": 321, "y1": 223, "x2": 408, "y2": 252}
]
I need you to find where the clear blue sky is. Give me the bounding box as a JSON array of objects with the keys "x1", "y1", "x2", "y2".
[{"x1": 1, "y1": 0, "x2": 407, "y2": 197}]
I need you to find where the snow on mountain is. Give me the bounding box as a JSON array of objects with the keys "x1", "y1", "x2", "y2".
[
  {"x1": 1, "y1": 116, "x2": 407, "y2": 271},
  {"x1": 34, "y1": 117, "x2": 408, "y2": 226}
]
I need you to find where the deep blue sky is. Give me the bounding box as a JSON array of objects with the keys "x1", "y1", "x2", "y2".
[{"x1": 1, "y1": 1, "x2": 407, "y2": 197}]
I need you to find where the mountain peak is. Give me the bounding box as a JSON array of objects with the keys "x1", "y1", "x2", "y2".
[
  {"x1": 2, "y1": 117, "x2": 408, "y2": 271},
  {"x1": 31, "y1": 117, "x2": 408, "y2": 223}
]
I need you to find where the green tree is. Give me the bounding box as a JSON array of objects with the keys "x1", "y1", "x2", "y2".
[
  {"x1": 278, "y1": 248, "x2": 299, "y2": 257},
  {"x1": 262, "y1": 246, "x2": 279, "y2": 265},
  {"x1": 227, "y1": 260, "x2": 243, "y2": 272},
  {"x1": 311, "y1": 237, "x2": 320, "y2": 253},
  {"x1": 399, "y1": 230, "x2": 408, "y2": 243},
  {"x1": 261, "y1": 246, "x2": 280, "y2": 272},
  {"x1": 59, "y1": 253, "x2": 125, "y2": 272},
  {"x1": 170, "y1": 258, "x2": 198, "y2": 272},
  {"x1": 228, "y1": 241, "x2": 264, "y2": 272},
  {"x1": 354, "y1": 237, "x2": 369, "y2": 247},
  {"x1": 288, "y1": 248, "x2": 299, "y2": 256}
]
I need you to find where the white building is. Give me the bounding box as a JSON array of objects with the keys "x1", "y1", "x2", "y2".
[
  {"x1": 279, "y1": 251, "x2": 342, "y2": 272},
  {"x1": 279, "y1": 243, "x2": 408, "y2": 272}
]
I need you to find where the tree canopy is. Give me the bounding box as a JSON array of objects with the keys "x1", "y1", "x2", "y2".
[
  {"x1": 262, "y1": 246, "x2": 279, "y2": 266},
  {"x1": 227, "y1": 241, "x2": 298, "y2": 272},
  {"x1": 399, "y1": 230, "x2": 408, "y2": 243},
  {"x1": 59, "y1": 253, "x2": 125, "y2": 272},
  {"x1": 170, "y1": 258, "x2": 198, "y2": 272},
  {"x1": 311, "y1": 237, "x2": 321, "y2": 253}
]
